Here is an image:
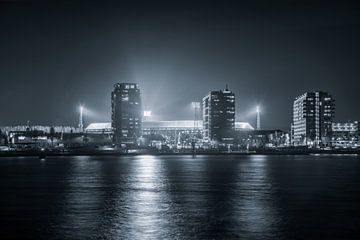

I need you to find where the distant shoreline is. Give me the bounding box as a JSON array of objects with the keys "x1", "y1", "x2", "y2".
[{"x1": 0, "y1": 149, "x2": 359, "y2": 158}]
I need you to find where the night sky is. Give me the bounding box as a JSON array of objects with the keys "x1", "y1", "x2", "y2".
[{"x1": 0, "y1": 0, "x2": 359, "y2": 129}]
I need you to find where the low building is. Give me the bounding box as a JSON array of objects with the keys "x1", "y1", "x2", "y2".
[
  {"x1": 144, "y1": 120, "x2": 253, "y2": 148},
  {"x1": 0, "y1": 125, "x2": 80, "y2": 134},
  {"x1": 82, "y1": 123, "x2": 113, "y2": 146},
  {"x1": 331, "y1": 121, "x2": 359, "y2": 148},
  {"x1": 0, "y1": 125, "x2": 95, "y2": 149},
  {"x1": 235, "y1": 129, "x2": 290, "y2": 150},
  {"x1": 142, "y1": 120, "x2": 203, "y2": 149},
  {"x1": 0, "y1": 129, "x2": 6, "y2": 146},
  {"x1": 7, "y1": 129, "x2": 49, "y2": 149}
]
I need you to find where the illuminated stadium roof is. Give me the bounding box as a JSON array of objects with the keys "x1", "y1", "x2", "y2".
[
  {"x1": 235, "y1": 122, "x2": 254, "y2": 130},
  {"x1": 85, "y1": 123, "x2": 112, "y2": 133},
  {"x1": 143, "y1": 121, "x2": 203, "y2": 130},
  {"x1": 143, "y1": 120, "x2": 253, "y2": 130},
  {"x1": 85, "y1": 121, "x2": 254, "y2": 132}
]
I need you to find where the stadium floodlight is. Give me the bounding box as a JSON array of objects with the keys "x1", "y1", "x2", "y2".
[
  {"x1": 79, "y1": 104, "x2": 84, "y2": 132},
  {"x1": 256, "y1": 105, "x2": 261, "y2": 130},
  {"x1": 191, "y1": 102, "x2": 200, "y2": 109},
  {"x1": 144, "y1": 110, "x2": 152, "y2": 117}
]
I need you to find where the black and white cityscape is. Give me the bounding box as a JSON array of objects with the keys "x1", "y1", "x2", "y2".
[
  {"x1": 1, "y1": 82, "x2": 359, "y2": 155},
  {"x1": 1, "y1": 1, "x2": 360, "y2": 239}
]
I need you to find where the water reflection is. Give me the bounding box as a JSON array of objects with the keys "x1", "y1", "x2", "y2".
[
  {"x1": 56, "y1": 156, "x2": 102, "y2": 238},
  {"x1": 2, "y1": 155, "x2": 360, "y2": 239},
  {"x1": 235, "y1": 155, "x2": 282, "y2": 239},
  {"x1": 120, "y1": 155, "x2": 173, "y2": 239}
]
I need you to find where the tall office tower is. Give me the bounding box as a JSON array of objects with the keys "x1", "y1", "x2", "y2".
[
  {"x1": 291, "y1": 91, "x2": 335, "y2": 148},
  {"x1": 202, "y1": 86, "x2": 235, "y2": 146},
  {"x1": 111, "y1": 83, "x2": 142, "y2": 147}
]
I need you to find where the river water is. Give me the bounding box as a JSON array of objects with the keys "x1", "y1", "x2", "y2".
[{"x1": 0, "y1": 155, "x2": 359, "y2": 239}]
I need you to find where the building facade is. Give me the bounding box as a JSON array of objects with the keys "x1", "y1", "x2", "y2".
[
  {"x1": 235, "y1": 129, "x2": 290, "y2": 150},
  {"x1": 202, "y1": 87, "x2": 235, "y2": 146},
  {"x1": 332, "y1": 121, "x2": 359, "y2": 148},
  {"x1": 111, "y1": 83, "x2": 142, "y2": 147},
  {"x1": 291, "y1": 91, "x2": 335, "y2": 148}
]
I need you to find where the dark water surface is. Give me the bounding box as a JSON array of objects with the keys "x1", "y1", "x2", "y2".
[{"x1": 1, "y1": 155, "x2": 360, "y2": 239}]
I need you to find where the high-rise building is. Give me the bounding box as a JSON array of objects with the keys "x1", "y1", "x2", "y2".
[
  {"x1": 111, "y1": 83, "x2": 142, "y2": 147},
  {"x1": 291, "y1": 91, "x2": 335, "y2": 148},
  {"x1": 202, "y1": 86, "x2": 235, "y2": 145}
]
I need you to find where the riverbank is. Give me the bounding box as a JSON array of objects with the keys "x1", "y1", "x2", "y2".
[{"x1": 0, "y1": 149, "x2": 359, "y2": 157}]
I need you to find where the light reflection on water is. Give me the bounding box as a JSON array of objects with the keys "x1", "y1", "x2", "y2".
[
  {"x1": 0, "y1": 155, "x2": 360, "y2": 239},
  {"x1": 235, "y1": 155, "x2": 282, "y2": 239},
  {"x1": 122, "y1": 155, "x2": 172, "y2": 239}
]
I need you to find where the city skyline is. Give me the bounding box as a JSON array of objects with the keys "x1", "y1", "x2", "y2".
[
  {"x1": 2, "y1": 2, "x2": 360, "y2": 239},
  {"x1": 0, "y1": 80, "x2": 357, "y2": 131},
  {"x1": 1, "y1": 1, "x2": 360, "y2": 129}
]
